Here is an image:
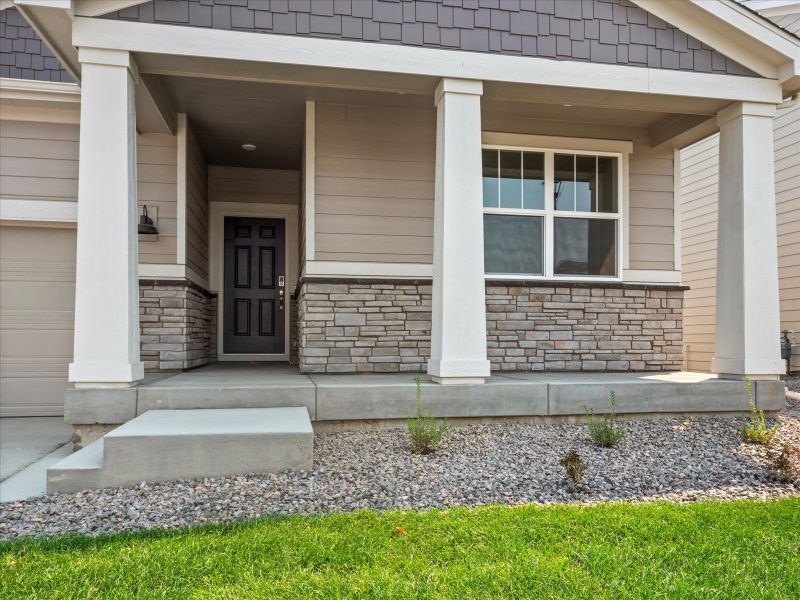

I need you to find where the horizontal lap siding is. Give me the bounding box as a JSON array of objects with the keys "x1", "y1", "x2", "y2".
[
  {"x1": 314, "y1": 103, "x2": 435, "y2": 264},
  {"x1": 680, "y1": 102, "x2": 800, "y2": 372},
  {"x1": 137, "y1": 133, "x2": 178, "y2": 265},
  {"x1": 0, "y1": 120, "x2": 79, "y2": 202},
  {"x1": 208, "y1": 166, "x2": 300, "y2": 205},
  {"x1": 679, "y1": 134, "x2": 718, "y2": 372},
  {"x1": 185, "y1": 124, "x2": 209, "y2": 281},
  {"x1": 628, "y1": 151, "x2": 675, "y2": 270}
]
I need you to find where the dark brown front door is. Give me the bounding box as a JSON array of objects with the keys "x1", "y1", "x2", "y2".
[{"x1": 223, "y1": 217, "x2": 286, "y2": 355}]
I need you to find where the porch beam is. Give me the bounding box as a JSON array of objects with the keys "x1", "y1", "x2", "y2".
[
  {"x1": 71, "y1": 17, "x2": 784, "y2": 105},
  {"x1": 428, "y1": 78, "x2": 490, "y2": 385},
  {"x1": 711, "y1": 101, "x2": 785, "y2": 381},
  {"x1": 69, "y1": 47, "x2": 144, "y2": 386}
]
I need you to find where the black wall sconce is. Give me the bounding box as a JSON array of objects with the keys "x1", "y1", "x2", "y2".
[{"x1": 138, "y1": 205, "x2": 158, "y2": 235}]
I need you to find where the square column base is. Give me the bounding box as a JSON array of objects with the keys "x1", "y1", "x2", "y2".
[
  {"x1": 69, "y1": 361, "x2": 145, "y2": 386},
  {"x1": 427, "y1": 358, "x2": 490, "y2": 385},
  {"x1": 431, "y1": 376, "x2": 487, "y2": 385},
  {"x1": 711, "y1": 357, "x2": 785, "y2": 379}
]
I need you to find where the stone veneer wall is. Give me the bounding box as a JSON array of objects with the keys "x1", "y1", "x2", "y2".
[
  {"x1": 297, "y1": 280, "x2": 431, "y2": 373},
  {"x1": 139, "y1": 280, "x2": 217, "y2": 371},
  {"x1": 486, "y1": 283, "x2": 684, "y2": 371},
  {"x1": 297, "y1": 279, "x2": 684, "y2": 374}
]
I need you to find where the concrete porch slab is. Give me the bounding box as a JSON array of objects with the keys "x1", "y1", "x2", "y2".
[
  {"x1": 311, "y1": 373, "x2": 548, "y2": 421},
  {"x1": 63, "y1": 364, "x2": 784, "y2": 429}
]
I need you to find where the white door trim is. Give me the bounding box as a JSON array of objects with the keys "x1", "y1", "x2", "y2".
[{"x1": 209, "y1": 201, "x2": 298, "y2": 362}]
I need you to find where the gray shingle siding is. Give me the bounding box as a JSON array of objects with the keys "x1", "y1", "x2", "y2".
[
  {"x1": 103, "y1": 0, "x2": 757, "y2": 76},
  {"x1": 0, "y1": 8, "x2": 72, "y2": 82}
]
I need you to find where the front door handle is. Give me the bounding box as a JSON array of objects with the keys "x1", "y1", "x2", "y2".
[{"x1": 279, "y1": 289, "x2": 284, "y2": 310}]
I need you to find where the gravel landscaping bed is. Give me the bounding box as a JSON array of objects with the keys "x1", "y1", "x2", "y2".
[
  {"x1": 2, "y1": 397, "x2": 798, "y2": 540},
  {"x1": 784, "y1": 374, "x2": 800, "y2": 393}
]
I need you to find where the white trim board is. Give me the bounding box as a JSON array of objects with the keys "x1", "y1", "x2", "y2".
[
  {"x1": 304, "y1": 261, "x2": 433, "y2": 279},
  {"x1": 208, "y1": 201, "x2": 298, "y2": 362},
  {"x1": 70, "y1": 17, "x2": 785, "y2": 103},
  {"x1": 0, "y1": 198, "x2": 77, "y2": 223},
  {"x1": 304, "y1": 100, "x2": 315, "y2": 263},
  {"x1": 175, "y1": 113, "x2": 187, "y2": 267}
]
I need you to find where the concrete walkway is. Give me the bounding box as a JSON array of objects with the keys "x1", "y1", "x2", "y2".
[{"x1": 1, "y1": 417, "x2": 72, "y2": 502}]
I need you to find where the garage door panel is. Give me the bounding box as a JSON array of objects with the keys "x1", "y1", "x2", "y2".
[
  {"x1": 0, "y1": 226, "x2": 75, "y2": 417},
  {"x1": 0, "y1": 378, "x2": 72, "y2": 417}
]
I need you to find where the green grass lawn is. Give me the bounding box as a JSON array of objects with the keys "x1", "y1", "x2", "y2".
[{"x1": 2, "y1": 499, "x2": 799, "y2": 599}]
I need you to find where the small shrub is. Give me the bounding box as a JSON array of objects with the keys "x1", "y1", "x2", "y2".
[
  {"x1": 586, "y1": 390, "x2": 625, "y2": 448},
  {"x1": 407, "y1": 376, "x2": 449, "y2": 455},
  {"x1": 742, "y1": 378, "x2": 778, "y2": 445},
  {"x1": 559, "y1": 450, "x2": 587, "y2": 493},
  {"x1": 766, "y1": 444, "x2": 800, "y2": 483}
]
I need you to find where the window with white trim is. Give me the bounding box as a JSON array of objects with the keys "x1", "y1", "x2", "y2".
[{"x1": 482, "y1": 146, "x2": 622, "y2": 279}]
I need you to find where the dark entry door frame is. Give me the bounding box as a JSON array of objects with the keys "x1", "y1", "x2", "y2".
[{"x1": 209, "y1": 203, "x2": 298, "y2": 362}]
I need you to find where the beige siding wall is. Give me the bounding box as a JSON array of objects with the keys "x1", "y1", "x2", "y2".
[
  {"x1": 137, "y1": 133, "x2": 178, "y2": 265},
  {"x1": 208, "y1": 165, "x2": 300, "y2": 205},
  {"x1": 0, "y1": 120, "x2": 79, "y2": 202},
  {"x1": 314, "y1": 102, "x2": 436, "y2": 264},
  {"x1": 185, "y1": 123, "x2": 209, "y2": 281},
  {"x1": 680, "y1": 103, "x2": 800, "y2": 372},
  {"x1": 0, "y1": 118, "x2": 179, "y2": 266}
]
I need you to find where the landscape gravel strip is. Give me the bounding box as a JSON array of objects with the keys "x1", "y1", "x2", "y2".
[{"x1": 1, "y1": 397, "x2": 798, "y2": 540}]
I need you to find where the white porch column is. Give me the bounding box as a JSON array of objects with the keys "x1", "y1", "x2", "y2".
[
  {"x1": 712, "y1": 101, "x2": 784, "y2": 380},
  {"x1": 69, "y1": 48, "x2": 143, "y2": 386},
  {"x1": 427, "y1": 78, "x2": 490, "y2": 384}
]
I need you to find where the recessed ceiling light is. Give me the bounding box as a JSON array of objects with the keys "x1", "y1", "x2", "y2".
[
  {"x1": 563, "y1": 104, "x2": 573, "y2": 107},
  {"x1": 242, "y1": 143, "x2": 256, "y2": 151}
]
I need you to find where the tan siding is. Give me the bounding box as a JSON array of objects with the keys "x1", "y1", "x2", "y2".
[
  {"x1": 208, "y1": 166, "x2": 299, "y2": 205},
  {"x1": 137, "y1": 133, "x2": 178, "y2": 265},
  {"x1": 185, "y1": 123, "x2": 209, "y2": 281},
  {"x1": 314, "y1": 102, "x2": 436, "y2": 263},
  {"x1": 0, "y1": 226, "x2": 75, "y2": 416},
  {"x1": 680, "y1": 103, "x2": 800, "y2": 372},
  {"x1": 0, "y1": 120, "x2": 79, "y2": 202}
]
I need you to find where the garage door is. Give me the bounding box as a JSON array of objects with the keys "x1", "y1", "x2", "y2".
[{"x1": 0, "y1": 225, "x2": 75, "y2": 417}]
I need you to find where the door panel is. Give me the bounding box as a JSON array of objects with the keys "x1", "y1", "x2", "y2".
[{"x1": 223, "y1": 217, "x2": 285, "y2": 354}]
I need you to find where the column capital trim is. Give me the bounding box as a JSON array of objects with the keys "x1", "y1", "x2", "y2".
[
  {"x1": 78, "y1": 47, "x2": 139, "y2": 81},
  {"x1": 434, "y1": 78, "x2": 483, "y2": 105},
  {"x1": 716, "y1": 101, "x2": 777, "y2": 127}
]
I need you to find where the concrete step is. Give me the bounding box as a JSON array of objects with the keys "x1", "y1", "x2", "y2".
[
  {"x1": 48, "y1": 407, "x2": 313, "y2": 494},
  {"x1": 46, "y1": 438, "x2": 104, "y2": 494}
]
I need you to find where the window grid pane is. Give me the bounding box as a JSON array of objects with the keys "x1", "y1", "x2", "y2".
[
  {"x1": 482, "y1": 149, "x2": 499, "y2": 208},
  {"x1": 499, "y1": 150, "x2": 522, "y2": 209},
  {"x1": 484, "y1": 214, "x2": 544, "y2": 275},
  {"x1": 482, "y1": 148, "x2": 620, "y2": 279}
]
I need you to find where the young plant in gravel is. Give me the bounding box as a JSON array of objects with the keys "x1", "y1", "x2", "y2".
[
  {"x1": 559, "y1": 450, "x2": 588, "y2": 493},
  {"x1": 407, "y1": 376, "x2": 450, "y2": 455},
  {"x1": 586, "y1": 390, "x2": 625, "y2": 448},
  {"x1": 766, "y1": 444, "x2": 800, "y2": 483},
  {"x1": 742, "y1": 378, "x2": 778, "y2": 445}
]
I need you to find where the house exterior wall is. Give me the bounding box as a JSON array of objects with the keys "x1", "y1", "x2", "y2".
[
  {"x1": 208, "y1": 165, "x2": 300, "y2": 205},
  {"x1": 101, "y1": 0, "x2": 755, "y2": 76},
  {"x1": 0, "y1": 8, "x2": 72, "y2": 82},
  {"x1": 314, "y1": 102, "x2": 435, "y2": 264},
  {"x1": 314, "y1": 101, "x2": 678, "y2": 273},
  {"x1": 185, "y1": 122, "x2": 209, "y2": 281},
  {"x1": 680, "y1": 102, "x2": 800, "y2": 372},
  {"x1": 296, "y1": 280, "x2": 684, "y2": 373},
  {"x1": 0, "y1": 119, "x2": 79, "y2": 203},
  {"x1": 139, "y1": 280, "x2": 216, "y2": 371},
  {"x1": 138, "y1": 133, "x2": 179, "y2": 266}
]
